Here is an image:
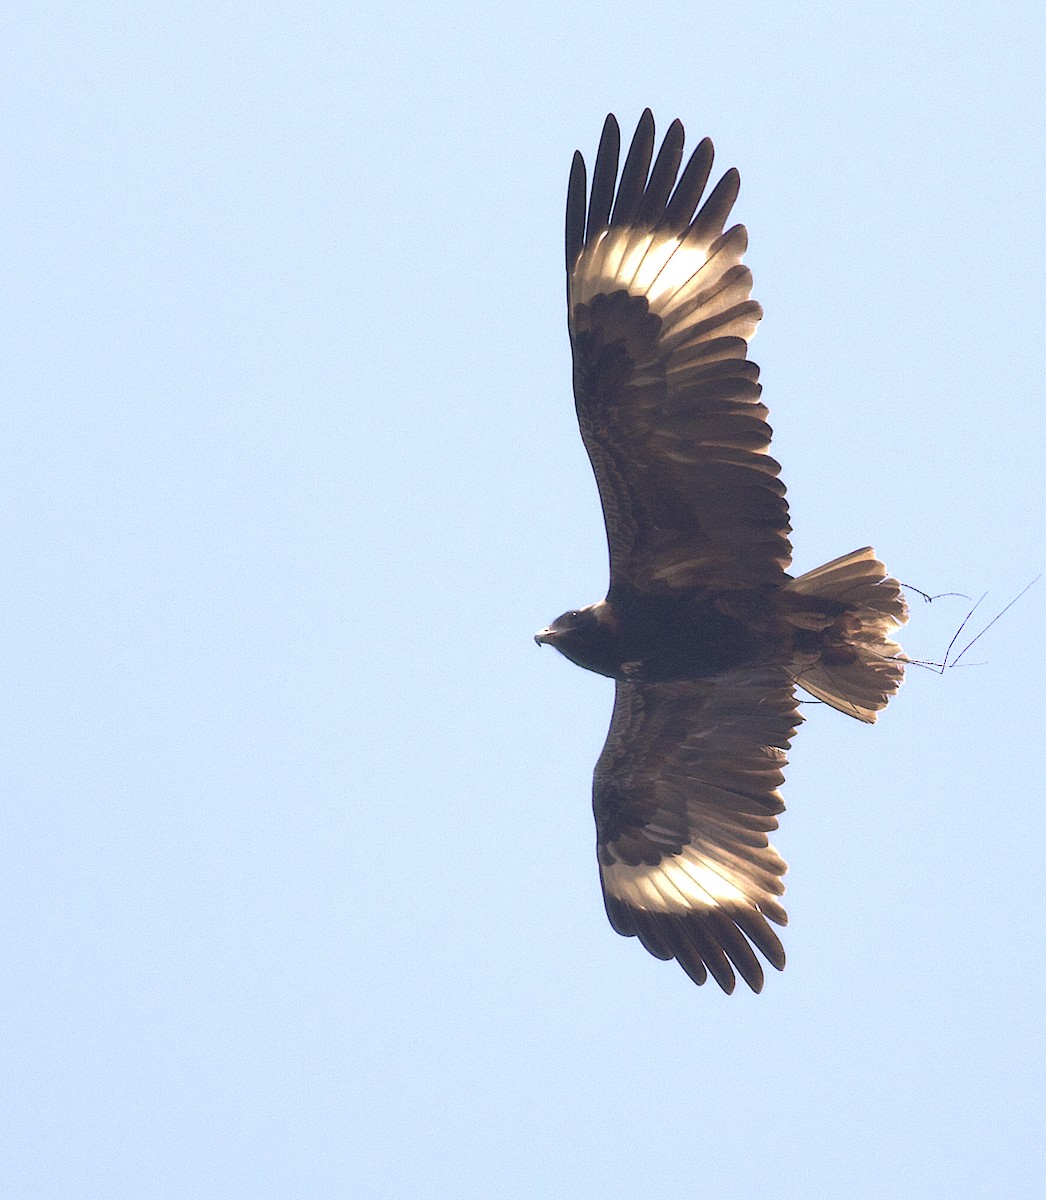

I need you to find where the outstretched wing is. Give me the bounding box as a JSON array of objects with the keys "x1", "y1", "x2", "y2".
[
  {"x1": 567, "y1": 111, "x2": 791, "y2": 594},
  {"x1": 593, "y1": 669, "x2": 802, "y2": 993}
]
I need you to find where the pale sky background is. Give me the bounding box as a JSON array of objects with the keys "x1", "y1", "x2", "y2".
[{"x1": 4, "y1": 3, "x2": 1045, "y2": 1197}]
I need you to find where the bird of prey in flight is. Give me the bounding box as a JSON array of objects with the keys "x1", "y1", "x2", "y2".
[{"x1": 535, "y1": 110, "x2": 907, "y2": 993}]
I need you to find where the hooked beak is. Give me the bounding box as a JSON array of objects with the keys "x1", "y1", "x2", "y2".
[{"x1": 534, "y1": 627, "x2": 554, "y2": 646}]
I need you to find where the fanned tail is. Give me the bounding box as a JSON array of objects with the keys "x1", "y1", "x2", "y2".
[{"x1": 786, "y1": 547, "x2": 908, "y2": 724}]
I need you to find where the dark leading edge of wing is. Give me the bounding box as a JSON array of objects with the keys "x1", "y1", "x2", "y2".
[{"x1": 566, "y1": 110, "x2": 792, "y2": 596}]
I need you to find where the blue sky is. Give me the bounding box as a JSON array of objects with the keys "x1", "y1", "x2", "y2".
[{"x1": 5, "y1": 2, "x2": 1045, "y2": 1197}]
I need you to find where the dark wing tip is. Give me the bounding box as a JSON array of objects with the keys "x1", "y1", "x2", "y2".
[
  {"x1": 688, "y1": 166, "x2": 741, "y2": 241},
  {"x1": 638, "y1": 117, "x2": 685, "y2": 226},
  {"x1": 569, "y1": 113, "x2": 738, "y2": 274},
  {"x1": 565, "y1": 150, "x2": 587, "y2": 273},
  {"x1": 609, "y1": 109, "x2": 655, "y2": 229},
  {"x1": 671, "y1": 907, "x2": 785, "y2": 994},
  {"x1": 604, "y1": 896, "x2": 785, "y2": 995},
  {"x1": 585, "y1": 113, "x2": 621, "y2": 242},
  {"x1": 663, "y1": 134, "x2": 715, "y2": 232},
  {"x1": 733, "y1": 904, "x2": 787, "y2": 971}
]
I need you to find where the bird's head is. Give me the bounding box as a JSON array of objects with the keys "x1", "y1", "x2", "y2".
[
  {"x1": 534, "y1": 609, "x2": 587, "y2": 649},
  {"x1": 534, "y1": 602, "x2": 619, "y2": 677}
]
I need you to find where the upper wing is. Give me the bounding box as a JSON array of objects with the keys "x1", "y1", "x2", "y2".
[
  {"x1": 567, "y1": 111, "x2": 791, "y2": 594},
  {"x1": 593, "y1": 669, "x2": 802, "y2": 993}
]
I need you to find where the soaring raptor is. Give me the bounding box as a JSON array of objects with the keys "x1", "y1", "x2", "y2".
[{"x1": 535, "y1": 111, "x2": 908, "y2": 993}]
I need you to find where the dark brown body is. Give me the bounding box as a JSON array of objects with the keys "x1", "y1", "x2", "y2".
[{"x1": 537, "y1": 584, "x2": 849, "y2": 683}]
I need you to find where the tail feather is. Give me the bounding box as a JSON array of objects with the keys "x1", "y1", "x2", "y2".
[{"x1": 786, "y1": 547, "x2": 908, "y2": 724}]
